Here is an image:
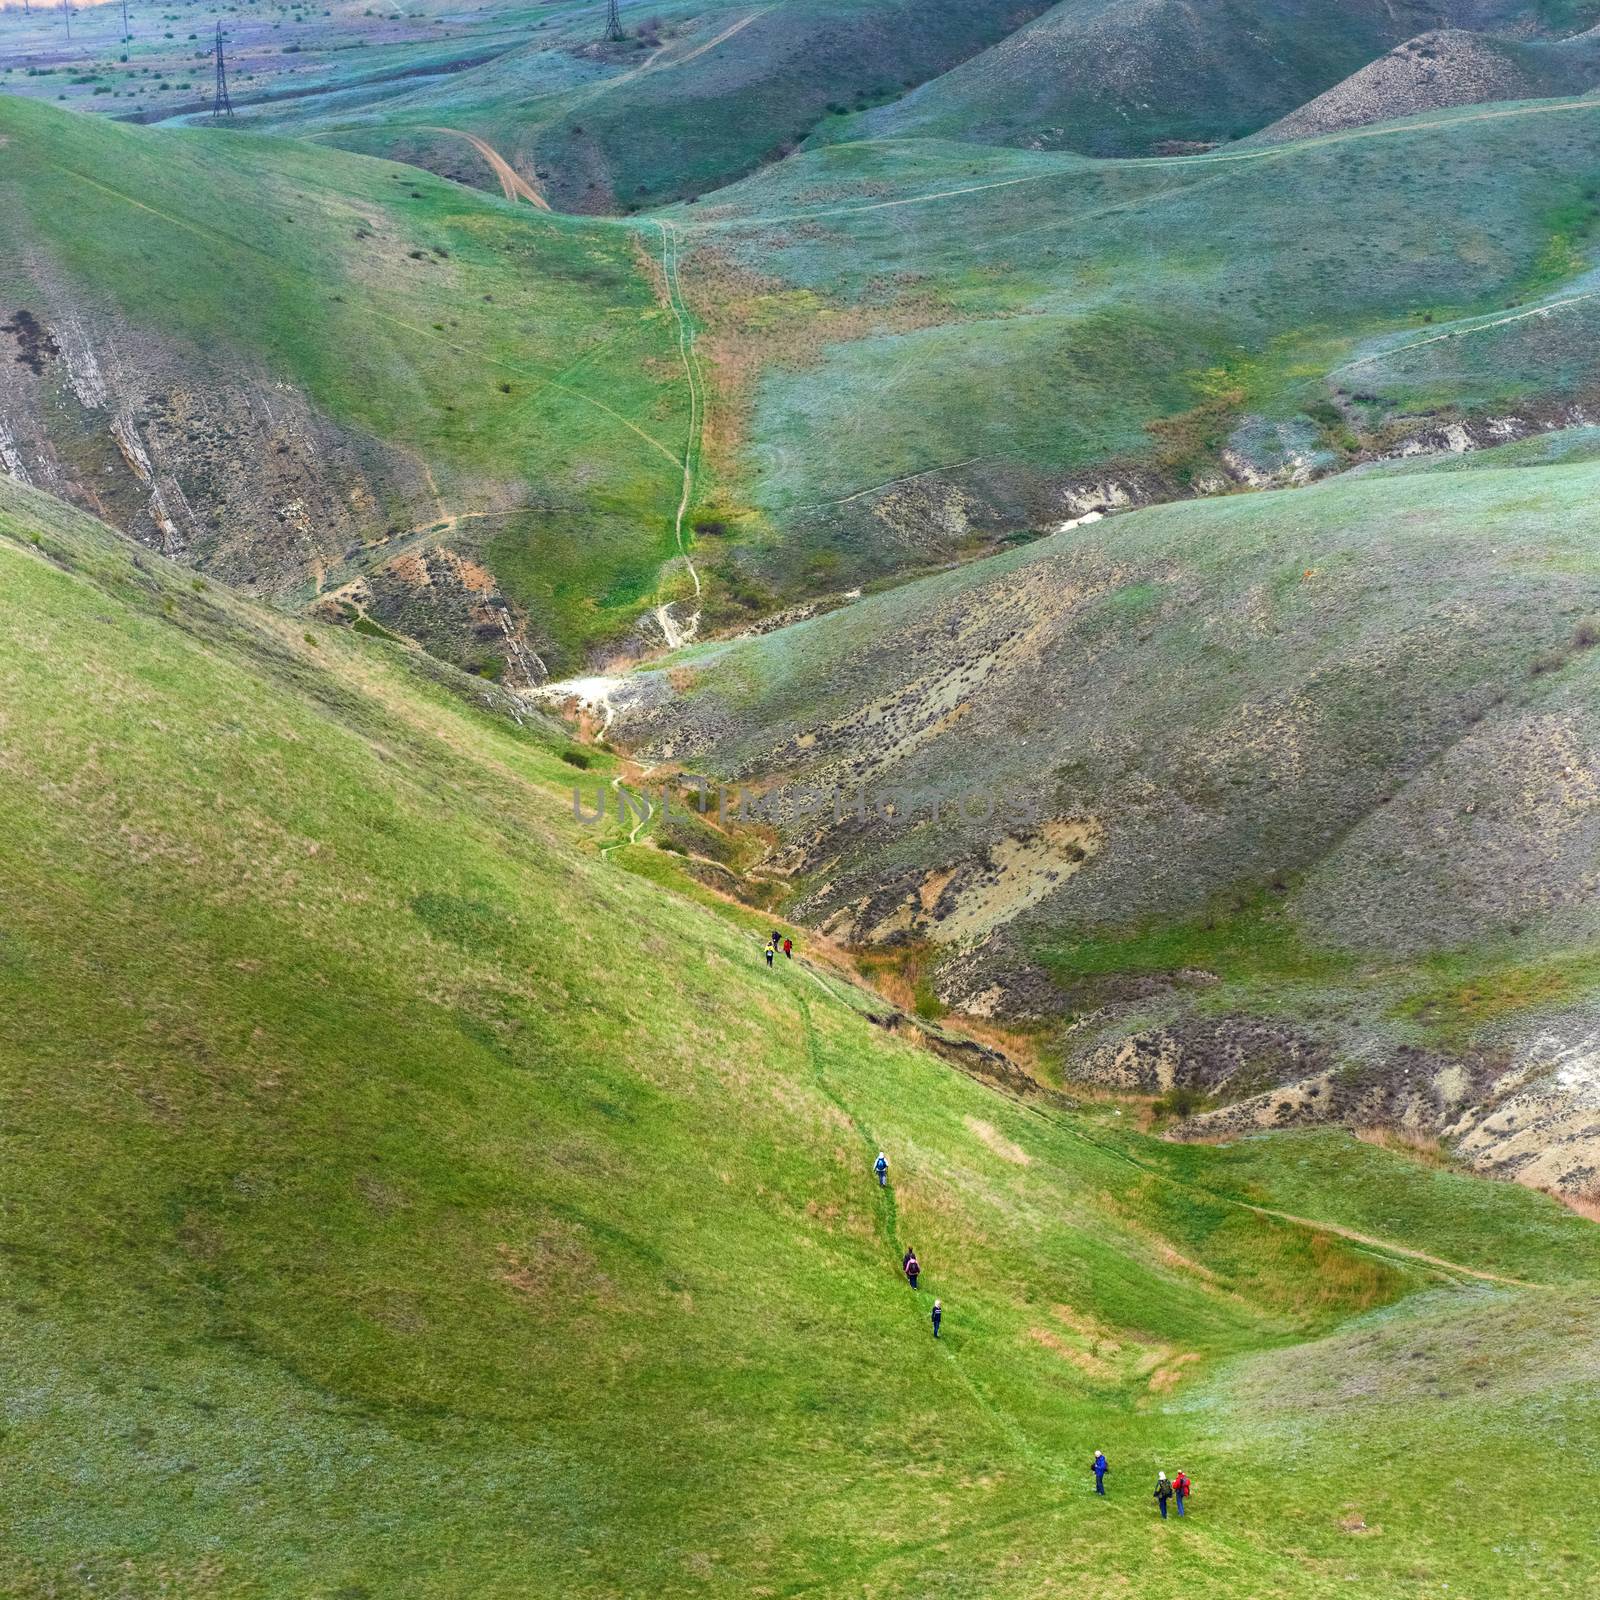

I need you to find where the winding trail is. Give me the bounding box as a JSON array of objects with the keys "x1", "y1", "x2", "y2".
[
  {"x1": 422, "y1": 127, "x2": 551, "y2": 209},
  {"x1": 599, "y1": 770, "x2": 655, "y2": 858},
  {"x1": 1331, "y1": 287, "x2": 1600, "y2": 373},
  {"x1": 651, "y1": 218, "x2": 704, "y2": 648}
]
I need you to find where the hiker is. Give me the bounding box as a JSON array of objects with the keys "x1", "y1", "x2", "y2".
[
  {"x1": 783, "y1": 937, "x2": 793, "y2": 959},
  {"x1": 875, "y1": 1151, "x2": 888, "y2": 1187},
  {"x1": 769, "y1": 930, "x2": 781, "y2": 949},
  {"x1": 931, "y1": 1299, "x2": 942, "y2": 1338},
  {"x1": 1092, "y1": 1451, "x2": 1109, "y2": 1496},
  {"x1": 1154, "y1": 1472, "x2": 1173, "y2": 1520},
  {"x1": 764, "y1": 943, "x2": 774, "y2": 968},
  {"x1": 905, "y1": 1253, "x2": 920, "y2": 1289},
  {"x1": 1173, "y1": 1469, "x2": 1191, "y2": 1517}
]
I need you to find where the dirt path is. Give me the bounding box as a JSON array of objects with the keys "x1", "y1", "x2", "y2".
[
  {"x1": 651, "y1": 219, "x2": 704, "y2": 648},
  {"x1": 599, "y1": 769, "x2": 654, "y2": 857},
  {"x1": 1332, "y1": 287, "x2": 1600, "y2": 373},
  {"x1": 656, "y1": 6, "x2": 773, "y2": 73},
  {"x1": 421, "y1": 127, "x2": 551, "y2": 209}
]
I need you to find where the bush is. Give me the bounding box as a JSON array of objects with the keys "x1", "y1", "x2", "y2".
[{"x1": 1154, "y1": 1085, "x2": 1203, "y2": 1121}]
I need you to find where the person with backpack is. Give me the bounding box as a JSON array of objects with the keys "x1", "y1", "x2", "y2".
[
  {"x1": 1172, "y1": 1469, "x2": 1191, "y2": 1516},
  {"x1": 931, "y1": 1299, "x2": 942, "y2": 1338},
  {"x1": 874, "y1": 1151, "x2": 888, "y2": 1187},
  {"x1": 1092, "y1": 1450, "x2": 1109, "y2": 1496},
  {"x1": 905, "y1": 1252, "x2": 920, "y2": 1289},
  {"x1": 764, "y1": 943, "x2": 774, "y2": 968},
  {"x1": 782, "y1": 937, "x2": 793, "y2": 959},
  {"x1": 1153, "y1": 1472, "x2": 1173, "y2": 1519}
]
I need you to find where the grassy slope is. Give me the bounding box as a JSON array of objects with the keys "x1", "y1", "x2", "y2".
[
  {"x1": 1248, "y1": 26, "x2": 1600, "y2": 145},
  {"x1": 267, "y1": 1, "x2": 1055, "y2": 212},
  {"x1": 851, "y1": 0, "x2": 1570, "y2": 156},
  {"x1": 617, "y1": 446, "x2": 1600, "y2": 1052},
  {"x1": 0, "y1": 94, "x2": 687, "y2": 666},
  {"x1": 3, "y1": 480, "x2": 1599, "y2": 1595},
  {"x1": 0, "y1": 0, "x2": 538, "y2": 123},
  {"x1": 666, "y1": 98, "x2": 1600, "y2": 593}
]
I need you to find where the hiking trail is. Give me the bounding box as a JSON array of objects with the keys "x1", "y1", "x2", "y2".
[{"x1": 651, "y1": 218, "x2": 703, "y2": 650}]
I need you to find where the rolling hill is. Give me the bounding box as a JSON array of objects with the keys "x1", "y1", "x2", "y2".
[
  {"x1": 252, "y1": 1, "x2": 1060, "y2": 212},
  {"x1": 4, "y1": 470, "x2": 1600, "y2": 1597},
  {"x1": 606, "y1": 441, "x2": 1600, "y2": 1194},
  {"x1": 0, "y1": 92, "x2": 693, "y2": 678},
  {"x1": 1250, "y1": 25, "x2": 1600, "y2": 144},
  {"x1": 11, "y1": 87, "x2": 1600, "y2": 677},
  {"x1": 852, "y1": 0, "x2": 1587, "y2": 157},
  {"x1": 663, "y1": 97, "x2": 1600, "y2": 598}
]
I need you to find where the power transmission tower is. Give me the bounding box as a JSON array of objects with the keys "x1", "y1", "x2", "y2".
[
  {"x1": 121, "y1": 0, "x2": 129, "y2": 44},
  {"x1": 212, "y1": 23, "x2": 233, "y2": 120},
  {"x1": 603, "y1": 0, "x2": 625, "y2": 43}
]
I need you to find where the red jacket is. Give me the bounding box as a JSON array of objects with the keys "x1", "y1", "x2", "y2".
[{"x1": 1174, "y1": 1473, "x2": 1191, "y2": 1497}]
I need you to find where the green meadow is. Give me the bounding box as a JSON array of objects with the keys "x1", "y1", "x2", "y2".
[
  {"x1": 0, "y1": 93, "x2": 690, "y2": 665},
  {"x1": 2, "y1": 473, "x2": 1599, "y2": 1599}
]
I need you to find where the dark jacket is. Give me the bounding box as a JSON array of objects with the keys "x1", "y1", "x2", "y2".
[{"x1": 1154, "y1": 1480, "x2": 1173, "y2": 1503}]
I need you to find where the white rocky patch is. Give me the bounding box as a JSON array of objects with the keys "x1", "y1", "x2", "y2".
[{"x1": 0, "y1": 414, "x2": 31, "y2": 485}]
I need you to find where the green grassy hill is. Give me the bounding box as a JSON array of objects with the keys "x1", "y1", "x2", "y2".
[
  {"x1": 851, "y1": 0, "x2": 1582, "y2": 157},
  {"x1": 4, "y1": 471, "x2": 1600, "y2": 1597},
  {"x1": 261, "y1": 1, "x2": 1056, "y2": 212},
  {"x1": 0, "y1": 93, "x2": 692, "y2": 675},
  {"x1": 1250, "y1": 25, "x2": 1600, "y2": 144},
  {"x1": 609, "y1": 442, "x2": 1600, "y2": 1191},
  {"x1": 12, "y1": 89, "x2": 1600, "y2": 669},
  {"x1": 664, "y1": 97, "x2": 1600, "y2": 598},
  {"x1": 0, "y1": 0, "x2": 535, "y2": 125}
]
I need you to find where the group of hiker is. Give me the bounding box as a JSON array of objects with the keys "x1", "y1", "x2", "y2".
[
  {"x1": 875, "y1": 1153, "x2": 1195, "y2": 1518},
  {"x1": 875, "y1": 1153, "x2": 943, "y2": 1338},
  {"x1": 764, "y1": 930, "x2": 794, "y2": 968},
  {"x1": 1092, "y1": 1452, "x2": 1193, "y2": 1518}
]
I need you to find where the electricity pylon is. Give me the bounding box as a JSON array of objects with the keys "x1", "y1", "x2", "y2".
[{"x1": 212, "y1": 23, "x2": 233, "y2": 120}]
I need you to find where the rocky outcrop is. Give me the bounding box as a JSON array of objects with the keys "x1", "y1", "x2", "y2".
[{"x1": 1074, "y1": 1011, "x2": 1600, "y2": 1195}]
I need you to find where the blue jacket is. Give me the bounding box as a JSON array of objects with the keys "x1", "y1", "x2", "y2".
[{"x1": 1093, "y1": 1455, "x2": 1108, "y2": 1476}]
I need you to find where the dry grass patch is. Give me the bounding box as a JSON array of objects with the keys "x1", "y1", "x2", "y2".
[
  {"x1": 1354, "y1": 1124, "x2": 1454, "y2": 1170},
  {"x1": 964, "y1": 1116, "x2": 1030, "y2": 1166}
]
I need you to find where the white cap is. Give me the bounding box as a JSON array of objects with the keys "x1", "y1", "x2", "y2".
[{"x1": 1159, "y1": 1471, "x2": 1167, "y2": 1479}]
